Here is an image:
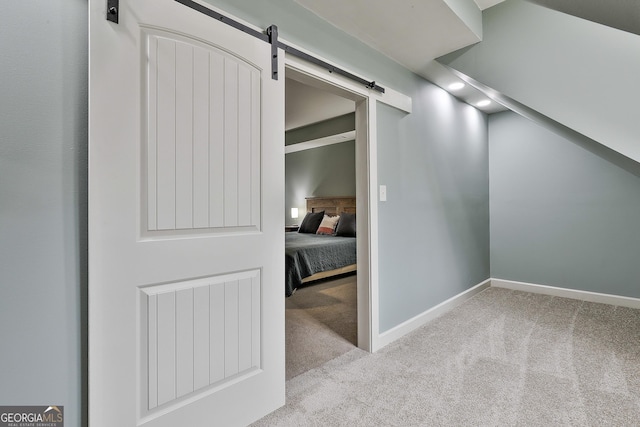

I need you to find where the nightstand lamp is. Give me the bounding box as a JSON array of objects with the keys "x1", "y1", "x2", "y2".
[{"x1": 286, "y1": 208, "x2": 300, "y2": 232}]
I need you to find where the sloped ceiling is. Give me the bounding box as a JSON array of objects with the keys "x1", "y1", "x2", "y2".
[
  {"x1": 294, "y1": 0, "x2": 638, "y2": 77},
  {"x1": 293, "y1": 0, "x2": 504, "y2": 112},
  {"x1": 439, "y1": 0, "x2": 640, "y2": 163},
  {"x1": 292, "y1": 0, "x2": 638, "y2": 117},
  {"x1": 527, "y1": 0, "x2": 640, "y2": 36},
  {"x1": 285, "y1": 78, "x2": 354, "y2": 131}
]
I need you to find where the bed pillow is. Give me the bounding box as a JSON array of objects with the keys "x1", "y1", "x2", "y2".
[
  {"x1": 316, "y1": 215, "x2": 340, "y2": 235},
  {"x1": 298, "y1": 211, "x2": 324, "y2": 233},
  {"x1": 335, "y1": 212, "x2": 356, "y2": 237}
]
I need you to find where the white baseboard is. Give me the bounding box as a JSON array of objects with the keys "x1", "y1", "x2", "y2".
[
  {"x1": 491, "y1": 278, "x2": 640, "y2": 309},
  {"x1": 376, "y1": 278, "x2": 491, "y2": 350},
  {"x1": 374, "y1": 277, "x2": 640, "y2": 352}
]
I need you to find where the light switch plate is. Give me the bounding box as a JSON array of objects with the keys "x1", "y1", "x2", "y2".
[{"x1": 379, "y1": 185, "x2": 387, "y2": 202}]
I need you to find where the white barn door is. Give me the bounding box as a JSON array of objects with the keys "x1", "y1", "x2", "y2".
[{"x1": 89, "y1": 1, "x2": 285, "y2": 426}]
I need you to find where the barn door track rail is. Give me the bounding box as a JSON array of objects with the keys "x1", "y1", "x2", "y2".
[
  {"x1": 104, "y1": 0, "x2": 385, "y2": 93},
  {"x1": 174, "y1": 0, "x2": 385, "y2": 92},
  {"x1": 175, "y1": 0, "x2": 384, "y2": 92}
]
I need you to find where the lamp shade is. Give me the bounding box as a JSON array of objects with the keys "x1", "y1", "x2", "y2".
[{"x1": 291, "y1": 208, "x2": 299, "y2": 219}]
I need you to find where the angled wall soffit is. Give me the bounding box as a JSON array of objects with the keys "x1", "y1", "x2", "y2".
[{"x1": 442, "y1": 64, "x2": 640, "y2": 178}]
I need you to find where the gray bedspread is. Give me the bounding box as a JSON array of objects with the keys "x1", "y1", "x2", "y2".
[{"x1": 285, "y1": 233, "x2": 356, "y2": 297}]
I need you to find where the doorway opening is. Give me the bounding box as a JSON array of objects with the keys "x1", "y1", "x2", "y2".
[{"x1": 284, "y1": 63, "x2": 372, "y2": 379}]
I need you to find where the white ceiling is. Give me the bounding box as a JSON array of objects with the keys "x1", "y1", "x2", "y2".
[
  {"x1": 285, "y1": 78, "x2": 355, "y2": 131},
  {"x1": 285, "y1": 0, "x2": 638, "y2": 121},
  {"x1": 293, "y1": 0, "x2": 483, "y2": 77},
  {"x1": 293, "y1": 0, "x2": 507, "y2": 113},
  {"x1": 293, "y1": 0, "x2": 638, "y2": 78}
]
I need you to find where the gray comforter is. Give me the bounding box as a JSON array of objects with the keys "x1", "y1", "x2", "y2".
[{"x1": 285, "y1": 232, "x2": 356, "y2": 297}]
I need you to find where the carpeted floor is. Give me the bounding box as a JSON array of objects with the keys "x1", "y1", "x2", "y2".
[
  {"x1": 255, "y1": 287, "x2": 640, "y2": 426},
  {"x1": 285, "y1": 274, "x2": 357, "y2": 380}
]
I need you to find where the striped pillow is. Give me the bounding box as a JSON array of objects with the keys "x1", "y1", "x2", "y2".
[{"x1": 316, "y1": 215, "x2": 340, "y2": 235}]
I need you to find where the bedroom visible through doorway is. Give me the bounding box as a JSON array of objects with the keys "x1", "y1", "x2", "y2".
[{"x1": 284, "y1": 75, "x2": 360, "y2": 378}]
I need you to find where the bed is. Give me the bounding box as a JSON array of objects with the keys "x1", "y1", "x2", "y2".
[{"x1": 285, "y1": 197, "x2": 357, "y2": 297}]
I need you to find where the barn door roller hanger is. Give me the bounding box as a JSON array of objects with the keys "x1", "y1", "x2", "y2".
[
  {"x1": 106, "y1": 0, "x2": 118, "y2": 23},
  {"x1": 105, "y1": 0, "x2": 385, "y2": 93}
]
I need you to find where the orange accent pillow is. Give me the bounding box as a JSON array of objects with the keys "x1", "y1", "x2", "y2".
[{"x1": 316, "y1": 215, "x2": 340, "y2": 235}]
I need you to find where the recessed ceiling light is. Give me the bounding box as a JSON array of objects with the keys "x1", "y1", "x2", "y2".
[
  {"x1": 476, "y1": 100, "x2": 491, "y2": 107},
  {"x1": 448, "y1": 82, "x2": 465, "y2": 91}
]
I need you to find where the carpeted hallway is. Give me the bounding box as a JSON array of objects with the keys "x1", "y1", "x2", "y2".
[
  {"x1": 285, "y1": 274, "x2": 358, "y2": 380},
  {"x1": 255, "y1": 286, "x2": 640, "y2": 426}
]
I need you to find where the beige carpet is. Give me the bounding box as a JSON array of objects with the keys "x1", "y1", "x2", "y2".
[
  {"x1": 255, "y1": 287, "x2": 640, "y2": 426},
  {"x1": 285, "y1": 274, "x2": 357, "y2": 380}
]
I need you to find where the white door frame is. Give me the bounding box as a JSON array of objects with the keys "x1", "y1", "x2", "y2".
[{"x1": 284, "y1": 51, "x2": 411, "y2": 352}]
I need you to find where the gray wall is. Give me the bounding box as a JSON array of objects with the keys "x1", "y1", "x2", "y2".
[
  {"x1": 286, "y1": 142, "x2": 356, "y2": 225},
  {"x1": 0, "y1": 2, "x2": 87, "y2": 426},
  {"x1": 377, "y1": 98, "x2": 490, "y2": 331},
  {"x1": 490, "y1": 112, "x2": 640, "y2": 298}
]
